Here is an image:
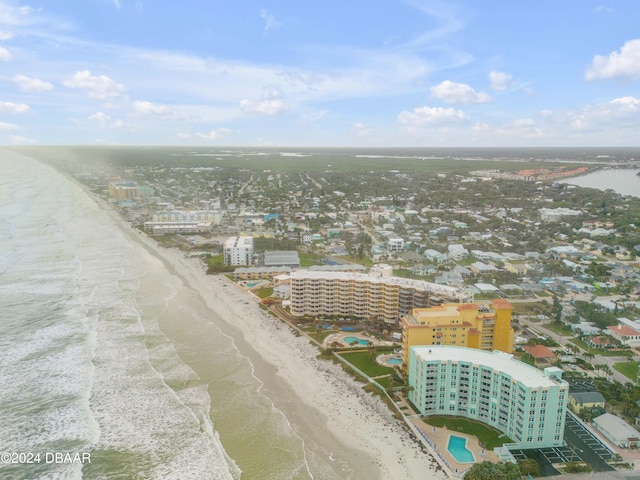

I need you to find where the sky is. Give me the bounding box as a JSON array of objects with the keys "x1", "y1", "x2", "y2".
[{"x1": 1, "y1": 0, "x2": 639, "y2": 147}]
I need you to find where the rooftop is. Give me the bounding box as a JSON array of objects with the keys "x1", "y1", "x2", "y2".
[{"x1": 412, "y1": 346, "x2": 567, "y2": 388}]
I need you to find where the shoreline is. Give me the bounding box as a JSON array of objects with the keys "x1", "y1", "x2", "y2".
[
  {"x1": 56, "y1": 166, "x2": 445, "y2": 476},
  {"x1": 129, "y1": 229, "x2": 445, "y2": 479}
]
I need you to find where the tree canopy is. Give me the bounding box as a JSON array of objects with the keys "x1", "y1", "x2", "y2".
[{"x1": 463, "y1": 461, "x2": 521, "y2": 480}]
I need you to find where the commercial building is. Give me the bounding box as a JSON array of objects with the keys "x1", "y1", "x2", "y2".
[
  {"x1": 401, "y1": 300, "x2": 514, "y2": 366},
  {"x1": 223, "y1": 236, "x2": 254, "y2": 266},
  {"x1": 408, "y1": 346, "x2": 568, "y2": 449},
  {"x1": 263, "y1": 250, "x2": 300, "y2": 268},
  {"x1": 593, "y1": 413, "x2": 640, "y2": 448},
  {"x1": 289, "y1": 270, "x2": 472, "y2": 323}
]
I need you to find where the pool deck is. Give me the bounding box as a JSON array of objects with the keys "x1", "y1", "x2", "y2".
[
  {"x1": 410, "y1": 418, "x2": 499, "y2": 476},
  {"x1": 322, "y1": 331, "x2": 396, "y2": 349}
]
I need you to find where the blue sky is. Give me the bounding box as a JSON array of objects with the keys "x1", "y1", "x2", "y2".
[{"x1": 1, "y1": 0, "x2": 639, "y2": 147}]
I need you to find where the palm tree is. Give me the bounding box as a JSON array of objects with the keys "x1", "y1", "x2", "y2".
[{"x1": 368, "y1": 343, "x2": 378, "y2": 363}]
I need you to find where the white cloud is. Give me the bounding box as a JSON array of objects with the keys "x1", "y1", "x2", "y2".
[
  {"x1": 430, "y1": 80, "x2": 491, "y2": 104},
  {"x1": 398, "y1": 106, "x2": 467, "y2": 127},
  {"x1": 13, "y1": 74, "x2": 54, "y2": 92},
  {"x1": 610, "y1": 96, "x2": 640, "y2": 109},
  {"x1": 488, "y1": 71, "x2": 512, "y2": 91},
  {"x1": 196, "y1": 128, "x2": 232, "y2": 140},
  {"x1": 0, "y1": 101, "x2": 30, "y2": 113},
  {"x1": 8, "y1": 134, "x2": 34, "y2": 144},
  {"x1": 0, "y1": 46, "x2": 12, "y2": 61},
  {"x1": 0, "y1": 121, "x2": 19, "y2": 130},
  {"x1": 111, "y1": 0, "x2": 121, "y2": 8},
  {"x1": 586, "y1": 39, "x2": 640, "y2": 80},
  {"x1": 0, "y1": 31, "x2": 13, "y2": 40},
  {"x1": 132, "y1": 100, "x2": 189, "y2": 120},
  {"x1": 593, "y1": 5, "x2": 614, "y2": 14},
  {"x1": 88, "y1": 111, "x2": 126, "y2": 128},
  {"x1": 352, "y1": 122, "x2": 376, "y2": 137},
  {"x1": 63, "y1": 70, "x2": 125, "y2": 99},
  {"x1": 240, "y1": 98, "x2": 288, "y2": 116},
  {"x1": 299, "y1": 110, "x2": 328, "y2": 123},
  {"x1": 260, "y1": 9, "x2": 282, "y2": 32},
  {"x1": 0, "y1": 3, "x2": 38, "y2": 26}
]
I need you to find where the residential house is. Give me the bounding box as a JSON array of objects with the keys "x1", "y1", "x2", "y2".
[
  {"x1": 523, "y1": 344, "x2": 556, "y2": 366},
  {"x1": 423, "y1": 249, "x2": 446, "y2": 264},
  {"x1": 607, "y1": 324, "x2": 640, "y2": 348},
  {"x1": 568, "y1": 392, "x2": 606, "y2": 414}
]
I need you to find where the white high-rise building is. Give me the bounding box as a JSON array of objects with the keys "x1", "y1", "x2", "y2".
[{"x1": 224, "y1": 236, "x2": 254, "y2": 266}]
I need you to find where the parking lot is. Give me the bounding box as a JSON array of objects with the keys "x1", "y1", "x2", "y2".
[
  {"x1": 510, "y1": 411, "x2": 616, "y2": 476},
  {"x1": 564, "y1": 411, "x2": 616, "y2": 471}
]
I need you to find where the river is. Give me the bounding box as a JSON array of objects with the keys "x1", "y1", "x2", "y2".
[{"x1": 562, "y1": 168, "x2": 640, "y2": 198}]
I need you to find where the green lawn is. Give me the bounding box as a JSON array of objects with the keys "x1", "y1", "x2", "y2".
[
  {"x1": 544, "y1": 322, "x2": 572, "y2": 336},
  {"x1": 568, "y1": 337, "x2": 589, "y2": 352},
  {"x1": 205, "y1": 254, "x2": 225, "y2": 266},
  {"x1": 308, "y1": 329, "x2": 337, "y2": 344},
  {"x1": 338, "y1": 351, "x2": 395, "y2": 377},
  {"x1": 254, "y1": 287, "x2": 273, "y2": 298},
  {"x1": 423, "y1": 416, "x2": 513, "y2": 449},
  {"x1": 613, "y1": 361, "x2": 640, "y2": 381},
  {"x1": 374, "y1": 376, "x2": 394, "y2": 389},
  {"x1": 596, "y1": 349, "x2": 634, "y2": 357},
  {"x1": 299, "y1": 253, "x2": 322, "y2": 267}
]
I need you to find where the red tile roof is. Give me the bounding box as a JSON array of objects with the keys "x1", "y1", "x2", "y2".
[
  {"x1": 524, "y1": 344, "x2": 555, "y2": 359},
  {"x1": 607, "y1": 325, "x2": 640, "y2": 337},
  {"x1": 491, "y1": 299, "x2": 513, "y2": 309}
]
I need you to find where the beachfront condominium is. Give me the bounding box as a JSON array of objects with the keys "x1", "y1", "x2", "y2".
[
  {"x1": 401, "y1": 299, "x2": 514, "y2": 366},
  {"x1": 109, "y1": 180, "x2": 139, "y2": 201},
  {"x1": 289, "y1": 270, "x2": 472, "y2": 323},
  {"x1": 408, "y1": 346, "x2": 568, "y2": 449},
  {"x1": 223, "y1": 236, "x2": 254, "y2": 266}
]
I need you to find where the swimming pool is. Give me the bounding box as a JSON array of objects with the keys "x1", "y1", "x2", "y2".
[
  {"x1": 344, "y1": 336, "x2": 369, "y2": 346},
  {"x1": 447, "y1": 435, "x2": 475, "y2": 463},
  {"x1": 387, "y1": 357, "x2": 402, "y2": 365}
]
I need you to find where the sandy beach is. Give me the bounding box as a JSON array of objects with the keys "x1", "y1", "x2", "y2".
[{"x1": 106, "y1": 218, "x2": 446, "y2": 477}]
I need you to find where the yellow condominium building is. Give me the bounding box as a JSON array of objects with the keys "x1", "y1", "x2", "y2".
[{"x1": 401, "y1": 299, "x2": 514, "y2": 366}]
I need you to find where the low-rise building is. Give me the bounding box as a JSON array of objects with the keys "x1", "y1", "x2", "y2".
[
  {"x1": 263, "y1": 250, "x2": 300, "y2": 268},
  {"x1": 593, "y1": 413, "x2": 640, "y2": 448},
  {"x1": 607, "y1": 324, "x2": 640, "y2": 347},
  {"x1": 568, "y1": 392, "x2": 606, "y2": 414},
  {"x1": 387, "y1": 235, "x2": 405, "y2": 253},
  {"x1": 523, "y1": 344, "x2": 556, "y2": 366},
  {"x1": 233, "y1": 266, "x2": 291, "y2": 281}
]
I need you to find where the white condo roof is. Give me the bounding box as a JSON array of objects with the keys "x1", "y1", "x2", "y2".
[{"x1": 412, "y1": 346, "x2": 565, "y2": 388}]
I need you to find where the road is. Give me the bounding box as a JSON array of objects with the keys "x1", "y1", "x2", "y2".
[{"x1": 517, "y1": 316, "x2": 634, "y2": 385}]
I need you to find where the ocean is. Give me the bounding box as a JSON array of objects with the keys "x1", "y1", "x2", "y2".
[{"x1": 0, "y1": 150, "x2": 344, "y2": 479}]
